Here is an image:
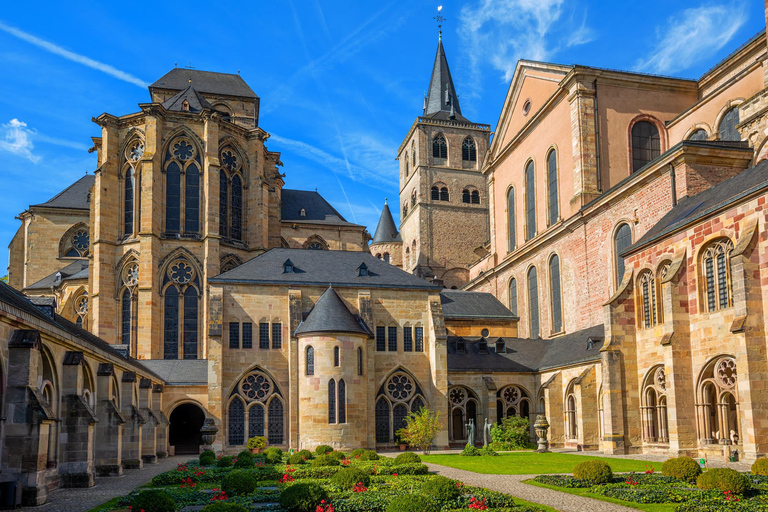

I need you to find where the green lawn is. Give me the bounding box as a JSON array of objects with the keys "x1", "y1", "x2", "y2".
[
  {"x1": 525, "y1": 480, "x2": 677, "y2": 512},
  {"x1": 421, "y1": 452, "x2": 658, "y2": 475}
]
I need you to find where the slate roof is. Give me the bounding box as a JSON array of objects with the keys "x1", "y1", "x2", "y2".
[
  {"x1": 294, "y1": 286, "x2": 372, "y2": 337},
  {"x1": 32, "y1": 175, "x2": 94, "y2": 210},
  {"x1": 210, "y1": 248, "x2": 440, "y2": 290},
  {"x1": 423, "y1": 37, "x2": 469, "y2": 122},
  {"x1": 281, "y1": 189, "x2": 361, "y2": 226},
  {"x1": 625, "y1": 159, "x2": 768, "y2": 255},
  {"x1": 27, "y1": 260, "x2": 89, "y2": 290},
  {"x1": 440, "y1": 291, "x2": 516, "y2": 320},
  {"x1": 447, "y1": 324, "x2": 604, "y2": 373},
  {"x1": 150, "y1": 69, "x2": 257, "y2": 99},
  {"x1": 161, "y1": 86, "x2": 216, "y2": 112},
  {"x1": 371, "y1": 201, "x2": 401, "y2": 244},
  {"x1": 0, "y1": 281, "x2": 162, "y2": 380},
  {"x1": 141, "y1": 359, "x2": 208, "y2": 385}
]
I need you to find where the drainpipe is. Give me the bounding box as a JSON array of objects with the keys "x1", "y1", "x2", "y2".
[
  {"x1": 669, "y1": 163, "x2": 677, "y2": 206},
  {"x1": 593, "y1": 79, "x2": 602, "y2": 193}
]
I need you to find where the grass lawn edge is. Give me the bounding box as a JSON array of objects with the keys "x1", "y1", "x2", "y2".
[{"x1": 523, "y1": 479, "x2": 678, "y2": 512}]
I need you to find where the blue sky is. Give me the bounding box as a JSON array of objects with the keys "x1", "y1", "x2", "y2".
[{"x1": 0, "y1": 0, "x2": 764, "y2": 275}]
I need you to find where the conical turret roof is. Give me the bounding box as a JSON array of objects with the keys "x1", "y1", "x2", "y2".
[
  {"x1": 161, "y1": 85, "x2": 215, "y2": 112},
  {"x1": 294, "y1": 286, "x2": 371, "y2": 337},
  {"x1": 371, "y1": 200, "x2": 401, "y2": 244}
]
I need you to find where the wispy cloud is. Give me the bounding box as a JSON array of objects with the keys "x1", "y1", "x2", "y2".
[
  {"x1": 458, "y1": 0, "x2": 594, "y2": 87},
  {"x1": 35, "y1": 133, "x2": 90, "y2": 151},
  {"x1": 0, "y1": 20, "x2": 148, "y2": 88},
  {"x1": 0, "y1": 119, "x2": 40, "y2": 163},
  {"x1": 634, "y1": 3, "x2": 748, "y2": 75}
]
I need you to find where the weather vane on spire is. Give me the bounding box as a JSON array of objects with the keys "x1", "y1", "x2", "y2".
[{"x1": 434, "y1": 5, "x2": 445, "y2": 41}]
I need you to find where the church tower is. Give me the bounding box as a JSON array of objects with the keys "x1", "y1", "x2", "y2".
[
  {"x1": 369, "y1": 199, "x2": 403, "y2": 268},
  {"x1": 397, "y1": 29, "x2": 491, "y2": 288}
]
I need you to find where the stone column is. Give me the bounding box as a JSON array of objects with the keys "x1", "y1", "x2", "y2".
[
  {"x1": 2, "y1": 330, "x2": 56, "y2": 506},
  {"x1": 207, "y1": 285, "x2": 224, "y2": 453},
  {"x1": 95, "y1": 363, "x2": 125, "y2": 476},
  {"x1": 152, "y1": 385, "x2": 169, "y2": 459},
  {"x1": 58, "y1": 352, "x2": 97, "y2": 487},
  {"x1": 120, "y1": 372, "x2": 144, "y2": 469},
  {"x1": 289, "y1": 289, "x2": 303, "y2": 449},
  {"x1": 567, "y1": 79, "x2": 600, "y2": 209},
  {"x1": 139, "y1": 379, "x2": 157, "y2": 464},
  {"x1": 575, "y1": 366, "x2": 599, "y2": 450}
]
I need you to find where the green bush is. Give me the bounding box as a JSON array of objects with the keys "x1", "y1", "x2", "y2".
[
  {"x1": 532, "y1": 475, "x2": 592, "y2": 488},
  {"x1": 573, "y1": 460, "x2": 612, "y2": 484},
  {"x1": 216, "y1": 455, "x2": 234, "y2": 467},
  {"x1": 131, "y1": 489, "x2": 176, "y2": 512},
  {"x1": 461, "y1": 444, "x2": 481, "y2": 456},
  {"x1": 394, "y1": 451, "x2": 421, "y2": 464},
  {"x1": 315, "y1": 445, "x2": 334, "y2": 455},
  {"x1": 386, "y1": 495, "x2": 438, "y2": 512},
  {"x1": 288, "y1": 453, "x2": 310, "y2": 465},
  {"x1": 490, "y1": 416, "x2": 531, "y2": 450},
  {"x1": 358, "y1": 450, "x2": 379, "y2": 461},
  {"x1": 199, "y1": 451, "x2": 216, "y2": 466},
  {"x1": 330, "y1": 467, "x2": 371, "y2": 489},
  {"x1": 753, "y1": 458, "x2": 768, "y2": 476},
  {"x1": 279, "y1": 482, "x2": 329, "y2": 512},
  {"x1": 202, "y1": 503, "x2": 249, "y2": 512},
  {"x1": 297, "y1": 449, "x2": 313, "y2": 460},
  {"x1": 264, "y1": 447, "x2": 283, "y2": 464},
  {"x1": 326, "y1": 450, "x2": 347, "y2": 461},
  {"x1": 661, "y1": 457, "x2": 702, "y2": 483},
  {"x1": 222, "y1": 469, "x2": 258, "y2": 496},
  {"x1": 349, "y1": 448, "x2": 366, "y2": 458},
  {"x1": 696, "y1": 468, "x2": 749, "y2": 494},
  {"x1": 383, "y1": 462, "x2": 428, "y2": 475},
  {"x1": 422, "y1": 475, "x2": 461, "y2": 502},
  {"x1": 311, "y1": 454, "x2": 341, "y2": 467},
  {"x1": 479, "y1": 446, "x2": 498, "y2": 456},
  {"x1": 290, "y1": 466, "x2": 342, "y2": 479},
  {"x1": 234, "y1": 450, "x2": 254, "y2": 468}
]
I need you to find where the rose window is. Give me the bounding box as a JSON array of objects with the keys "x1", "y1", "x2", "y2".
[
  {"x1": 72, "y1": 231, "x2": 90, "y2": 252},
  {"x1": 128, "y1": 141, "x2": 144, "y2": 162},
  {"x1": 76, "y1": 296, "x2": 88, "y2": 316},
  {"x1": 449, "y1": 388, "x2": 466, "y2": 405},
  {"x1": 655, "y1": 368, "x2": 666, "y2": 391},
  {"x1": 503, "y1": 386, "x2": 521, "y2": 405},
  {"x1": 173, "y1": 140, "x2": 194, "y2": 161},
  {"x1": 240, "y1": 372, "x2": 273, "y2": 402},
  {"x1": 716, "y1": 358, "x2": 737, "y2": 388},
  {"x1": 124, "y1": 264, "x2": 139, "y2": 288},
  {"x1": 387, "y1": 374, "x2": 414, "y2": 401},
  {"x1": 221, "y1": 150, "x2": 237, "y2": 171},
  {"x1": 170, "y1": 261, "x2": 193, "y2": 284}
]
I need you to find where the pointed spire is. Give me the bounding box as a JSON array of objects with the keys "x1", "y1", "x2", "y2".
[
  {"x1": 294, "y1": 286, "x2": 371, "y2": 337},
  {"x1": 423, "y1": 33, "x2": 463, "y2": 120},
  {"x1": 371, "y1": 201, "x2": 401, "y2": 244}
]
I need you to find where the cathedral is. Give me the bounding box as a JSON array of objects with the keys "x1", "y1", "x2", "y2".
[{"x1": 4, "y1": 6, "x2": 768, "y2": 507}]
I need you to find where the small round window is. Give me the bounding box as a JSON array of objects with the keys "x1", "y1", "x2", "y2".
[
  {"x1": 481, "y1": 328, "x2": 490, "y2": 337},
  {"x1": 522, "y1": 99, "x2": 532, "y2": 116}
]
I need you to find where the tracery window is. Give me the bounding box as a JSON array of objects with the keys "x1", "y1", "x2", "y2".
[
  {"x1": 631, "y1": 121, "x2": 661, "y2": 173},
  {"x1": 123, "y1": 139, "x2": 143, "y2": 237},
  {"x1": 228, "y1": 398, "x2": 245, "y2": 445},
  {"x1": 448, "y1": 386, "x2": 480, "y2": 442},
  {"x1": 74, "y1": 294, "x2": 88, "y2": 329},
  {"x1": 120, "y1": 262, "x2": 139, "y2": 355},
  {"x1": 525, "y1": 161, "x2": 536, "y2": 240},
  {"x1": 507, "y1": 187, "x2": 516, "y2": 252},
  {"x1": 547, "y1": 149, "x2": 559, "y2": 226},
  {"x1": 657, "y1": 262, "x2": 671, "y2": 323},
  {"x1": 496, "y1": 385, "x2": 531, "y2": 426},
  {"x1": 641, "y1": 366, "x2": 668, "y2": 443},
  {"x1": 696, "y1": 356, "x2": 740, "y2": 445},
  {"x1": 638, "y1": 270, "x2": 658, "y2": 328},
  {"x1": 164, "y1": 137, "x2": 201, "y2": 235},
  {"x1": 614, "y1": 223, "x2": 632, "y2": 286},
  {"x1": 228, "y1": 369, "x2": 284, "y2": 446},
  {"x1": 162, "y1": 259, "x2": 200, "y2": 360},
  {"x1": 701, "y1": 239, "x2": 734, "y2": 312},
  {"x1": 564, "y1": 380, "x2": 578, "y2": 440},
  {"x1": 527, "y1": 266, "x2": 540, "y2": 339},
  {"x1": 219, "y1": 146, "x2": 245, "y2": 242},
  {"x1": 432, "y1": 133, "x2": 447, "y2": 160},
  {"x1": 462, "y1": 137, "x2": 476, "y2": 162},
  {"x1": 374, "y1": 372, "x2": 427, "y2": 444},
  {"x1": 61, "y1": 227, "x2": 90, "y2": 258},
  {"x1": 549, "y1": 255, "x2": 562, "y2": 333},
  {"x1": 688, "y1": 129, "x2": 708, "y2": 141},
  {"x1": 719, "y1": 107, "x2": 740, "y2": 142}
]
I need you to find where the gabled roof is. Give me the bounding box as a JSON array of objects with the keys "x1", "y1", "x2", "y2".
[
  {"x1": 625, "y1": 159, "x2": 768, "y2": 255},
  {"x1": 141, "y1": 359, "x2": 208, "y2": 385},
  {"x1": 32, "y1": 175, "x2": 94, "y2": 210},
  {"x1": 294, "y1": 286, "x2": 371, "y2": 337},
  {"x1": 161, "y1": 86, "x2": 216, "y2": 112},
  {"x1": 27, "y1": 260, "x2": 89, "y2": 290},
  {"x1": 210, "y1": 248, "x2": 440, "y2": 290},
  {"x1": 440, "y1": 290, "x2": 516, "y2": 320},
  {"x1": 423, "y1": 36, "x2": 468, "y2": 122},
  {"x1": 281, "y1": 189, "x2": 361, "y2": 226},
  {"x1": 150, "y1": 69, "x2": 258, "y2": 99},
  {"x1": 371, "y1": 200, "x2": 401, "y2": 244}
]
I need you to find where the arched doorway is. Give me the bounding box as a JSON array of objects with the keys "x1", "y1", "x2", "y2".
[{"x1": 169, "y1": 403, "x2": 206, "y2": 454}]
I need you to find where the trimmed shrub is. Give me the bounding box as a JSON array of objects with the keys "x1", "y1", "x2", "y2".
[
  {"x1": 696, "y1": 468, "x2": 749, "y2": 494},
  {"x1": 350, "y1": 448, "x2": 366, "y2": 458},
  {"x1": 461, "y1": 444, "x2": 482, "y2": 456},
  {"x1": 661, "y1": 457, "x2": 702, "y2": 483},
  {"x1": 479, "y1": 446, "x2": 499, "y2": 456},
  {"x1": 297, "y1": 449, "x2": 313, "y2": 460},
  {"x1": 315, "y1": 445, "x2": 334, "y2": 455},
  {"x1": 326, "y1": 450, "x2": 347, "y2": 461},
  {"x1": 216, "y1": 455, "x2": 234, "y2": 468},
  {"x1": 386, "y1": 495, "x2": 438, "y2": 512},
  {"x1": 279, "y1": 482, "x2": 329, "y2": 512},
  {"x1": 311, "y1": 454, "x2": 341, "y2": 467},
  {"x1": 202, "y1": 503, "x2": 249, "y2": 512},
  {"x1": 288, "y1": 453, "x2": 310, "y2": 465},
  {"x1": 330, "y1": 467, "x2": 371, "y2": 489},
  {"x1": 753, "y1": 458, "x2": 768, "y2": 476},
  {"x1": 234, "y1": 450, "x2": 254, "y2": 468},
  {"x1": 264, "y1": 447, "x2": 283, "y2": 464},
  {"x1": 383, "y1": 462, "x2": 428, "y2": 475},
  {"x1": 222, "y1": 469, "x2": 258, "y2": 496},
  {"x1": 490, "y1": 415, "x2": 530, "y2": 450},
  {"x1": 358, "y1": 450, "x2": 379, "y2": 461},
  {"x1": 394, "y1": 451, "x2": 421, "y2": 465},
  {"x1": 573, "y1": 460, "x2": 612, "y2": 485},
  {"x1": 199, "y1": 450, "x2": 216, "y2": 466},
  {"x1": 422, "y1": 475, "x2": 461, "y2": 502},
  {"x1": 131, "y1": 489, "x2": 176, "y2": 512}
]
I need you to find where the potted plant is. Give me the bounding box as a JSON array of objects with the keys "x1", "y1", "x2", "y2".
[
  {"x1": 395, "y1": 428, "x2": 408, "y2": 451},
  {"x1": 247, "y1": 436, "x2": 267, "y2": 454}
]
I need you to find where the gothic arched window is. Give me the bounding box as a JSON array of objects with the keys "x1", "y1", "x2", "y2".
[
  {"x1": 306, "y1": 346, "x2": 314, "y2": 376},
  {"x1": 507, "y1": 187, "x2": 516, "y2": 252},
  {"x1": 374, "y1": 372, "x2": 427, "y2": 444},
  {"x1": 357, "y1": 347, "x2": 363, "y2": 376},
  {"x1": 527, "y1": 266, "x2": 539, "y2": 339},
  {"x1": 547, "y1": 149, "x2": 558, "y2": 226},
  {"x1": 219, "y1": 146, "x2": 245, "y2": 242},
  {"x1": 228, "y1": 398, "x2": 245, "y2": 445},
  {"x1": 641, "y1": 366, "x2": 668, "y2": 444},
  {"x1": 123, "y1": 139, "x2": 143, "y2": 237},
  {"x1": 61, "y1": 226, "x2": 90, "y2": 258},
  {"x1": 432, "y1": 133, "x2": 447, "y2": 160},
  {"x1": 688, "y1": 129, "x2": 708, "y2": 141},
  {"x1": 164, "y1": 137, "x2": 201, "y2": 235},
  {"x1": 119, "y1": 262, "x2": 139, "y2": 355},
  {"x1": 549, "y1": 255, "x2": 562, "y2": 333},
  {"x1": 631, "y1": 121, "x2": 661, "y2": 173},
  {"x1": 614, "y1": 223, "x2": 632, "y2": 286},
  {"x1": 124, "y1": 167, "x2": 135, "y2": 236},
  {"x1": 462, "y1": 137, "x2": 476, "y2": 162},
  {"x1": 162, "y1": 259, "x2": 200, "y2": 360},
  {"x1": 697, "y1": 356, "x2": 739, "y2": 445},
  {"x1": 509, "y1": 278, "x2": 517, "y2": 316},
  {"x1": 229, "y1": 369, "x2": 284, "y2": 446},
  {"x1": 75, "y1": 294, "x2": 88, "y2": 329},
  {"x1": 219, "y1": 170, "x2": 228, "y2": 238},
  {"x1": 338, "y1": 379, "x2": 346, "y2": 424},
  {"x1": 638, "y1": 270, "x2": 657, "y2": 328},
  {"x1": 565, "y1": 380, "x2": 578, "y2": 440},
  {"x1": 525, "y1": 161, "x2": 536, "y2": 240},
  {"x1": 719, "y1": 107, "x2": 740, "y2": 142},
  {"x1": 701, "y1": 239, "x2": 734, "y2": 312},
  {"x1": 328, "y1": 379, "x2": 336, "y2": 424}
]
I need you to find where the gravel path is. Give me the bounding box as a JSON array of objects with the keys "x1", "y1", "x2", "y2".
[
  {"x1": 425, "y1": 463, "x2": 638, "y2": 512},
  {"x1": 19, "y1": 456, "x2": 187, "y2": 512}
]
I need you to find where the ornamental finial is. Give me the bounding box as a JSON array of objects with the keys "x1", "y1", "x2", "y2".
[{"x1": 434, "y1": 5, "x2": 445, "y2": 41}]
